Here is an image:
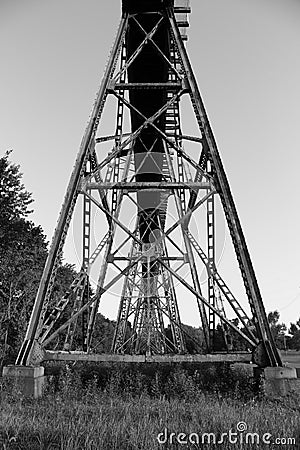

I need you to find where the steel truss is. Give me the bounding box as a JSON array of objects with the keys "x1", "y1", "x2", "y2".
[{"x1": 15, "y1": 0, "x2": 282, "y2": 368}]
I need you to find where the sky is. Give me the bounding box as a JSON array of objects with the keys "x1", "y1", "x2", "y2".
[{"x1": 1, "y1": 0, "x2": 300, "y2": 329}]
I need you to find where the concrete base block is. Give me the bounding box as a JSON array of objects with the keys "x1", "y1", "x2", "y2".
[
  {"x1": 2, "y1": 365, "x2": 45, "y2": 398},
  {"x1": 264, "y1": 378, "x2": 300, "y2": 398},
  {"x1": 264, "y1": 366, "x2": 297, "y2": 379},
  {"x1": 255, "y1": 366, "x2": 300, "y2": 399}
]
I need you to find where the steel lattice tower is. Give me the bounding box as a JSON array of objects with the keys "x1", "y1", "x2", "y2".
[{"x1": 15, "y1": 0, "x2": 282, "y2": 368}]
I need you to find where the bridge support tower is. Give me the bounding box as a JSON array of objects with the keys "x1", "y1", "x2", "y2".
[{"x1": 3, "y1": 0, "x2": 285, "y2": 397}]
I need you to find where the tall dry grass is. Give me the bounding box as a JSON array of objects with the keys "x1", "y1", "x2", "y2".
[{"x1": 0, "y1": 364, "x2": 299, "y2": 449}]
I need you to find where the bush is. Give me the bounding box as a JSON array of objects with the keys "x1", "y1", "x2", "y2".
[{"x1": 43, "y1": 361, "x2": 257, "y2": 401}]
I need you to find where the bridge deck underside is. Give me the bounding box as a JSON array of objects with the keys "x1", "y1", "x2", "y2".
[
  {"x1": 126, "y1": 8, "x2": 170, "y2": 242},
  {"x1": 123, "y1": 0, "x2": 174, "y2": 14}
]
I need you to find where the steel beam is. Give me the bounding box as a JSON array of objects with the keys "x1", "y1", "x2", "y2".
[
  {"x1": 45, "y1": 351, "x2": 252, "y2": 364},
  {"x1": 85, "y1": 181, "x2": 211, "y2": 190}
]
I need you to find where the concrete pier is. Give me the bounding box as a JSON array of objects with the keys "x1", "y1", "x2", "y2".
[
  {"x1": 2, "y1": 365, "x2": 45, "y2": 398},
  {"x1": 255, "y1": 366, "x2": 300, "y2": 398}
]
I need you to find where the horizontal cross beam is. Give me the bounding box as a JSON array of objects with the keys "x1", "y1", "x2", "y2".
[
  {"x1": 44, "y1": 351, "x2": 252, "y2": 364},
  {"x1": 84, "y1": 182, "x2": 212, "y2": 190},
  {"x1": 110, "y1": 82, "x2": 183, "y2": 90}
]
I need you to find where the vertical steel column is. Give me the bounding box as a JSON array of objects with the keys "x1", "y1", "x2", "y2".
[
  {"x1": 160, "y1": 239, "x2": 186, "y2": 353},
  {"x1": 63, "y1": 277, "x2": 87, "y2": 351},
  {"x1": 207, "y1": 190, "x2": 216, "y2": 350},
  {"x1": 112, "y1": 232, "x2": 140, "y2": 353},
  {"x1": 215, "y1": 287, "x2": 230, "y2": 351},
  {"x1": 63, "y1": 165, "x2": 91, "y2": 351},
  {"x1": 81, "y1": 158, "x2": 92, "y2": 350}
]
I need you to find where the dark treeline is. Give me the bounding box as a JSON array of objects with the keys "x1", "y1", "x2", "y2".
[{"x1": 0, "y1": 151, "x2": 76, "y2": 366}]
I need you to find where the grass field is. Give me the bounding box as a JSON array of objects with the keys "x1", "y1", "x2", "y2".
[
  {"x1": 282, "y1": 350, "x2": 300, "y2": 369},
  {"x1": 1, "y1": 392, "x2": 299, "y2": 449},
  {"x1": 0, "y1": 365, "x2": 300, "y2": 450},
  {"x1": 0, "y1": 363, "x2": 299, "y2": 449}
]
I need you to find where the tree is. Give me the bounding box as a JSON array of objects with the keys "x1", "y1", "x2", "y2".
[
  {"x1": 267, "y1": 310, "x2": 287, "y2": 350},
  {"x1": 91, "y1": 313, "x2": 116, "y2": 353},
  {"x1": 0, "y1": 221, "x2": 48, "y2": 360},
  {"x1": 0, "y1": 151, "x2": 49, "y2": 364},
  {"x1": 0, "y1": 150, "x2": 33, "y2": 225},
  {"x1": 0, "y1": 152, "x2": 81, "y2": 366},
  {"x1": 164, "y1": 323, "x2": 205, "y2": 354},
  {"x1": 289, "y1": 320, "x2": 300, "y2": 351}
]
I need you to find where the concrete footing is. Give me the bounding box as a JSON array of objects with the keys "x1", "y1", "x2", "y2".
[
  {"x1": 254, "y1": 366, "x2": 300, "y2": 398},
  {"x1": 2, "y1": 365, "x2": 45, "y2": 398}
]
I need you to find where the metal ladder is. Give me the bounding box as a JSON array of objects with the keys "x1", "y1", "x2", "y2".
[{"x1": 185, "y1": 229, "x2": 257, "y2": 342}]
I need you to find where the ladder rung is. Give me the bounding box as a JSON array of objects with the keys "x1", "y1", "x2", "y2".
[
  {"x1": 174, "y1": 7, "x2": 191, "y2": 13},
  {"x1": 176, "y1": 21, "x2": 189, "y2": 28}
]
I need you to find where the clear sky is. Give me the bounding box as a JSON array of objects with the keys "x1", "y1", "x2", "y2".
[{"x1": 1, "y1": 0, "x2": 300, "y2": 329}]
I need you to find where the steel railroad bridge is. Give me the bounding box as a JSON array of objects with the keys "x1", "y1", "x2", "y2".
[{"x1": 10, "y1": 0, "x2": 282, "y2": 370}]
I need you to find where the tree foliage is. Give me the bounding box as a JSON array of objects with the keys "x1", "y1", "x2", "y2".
[
  {"x1": 0, "y1": 152, "x2": 49, "y2": 363},
  {"x1": 0, "y1": 152, "x2": 75, "y2": 365},
  {"x1": 0, "y1": 150, "x2": 33, "y2": 224},
  {"x1": 288, "y1": 319, "x2": 300, "y2": 351},
  {"x1": 267, "y1": 310, "x2": 287, "y2": 350}
]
